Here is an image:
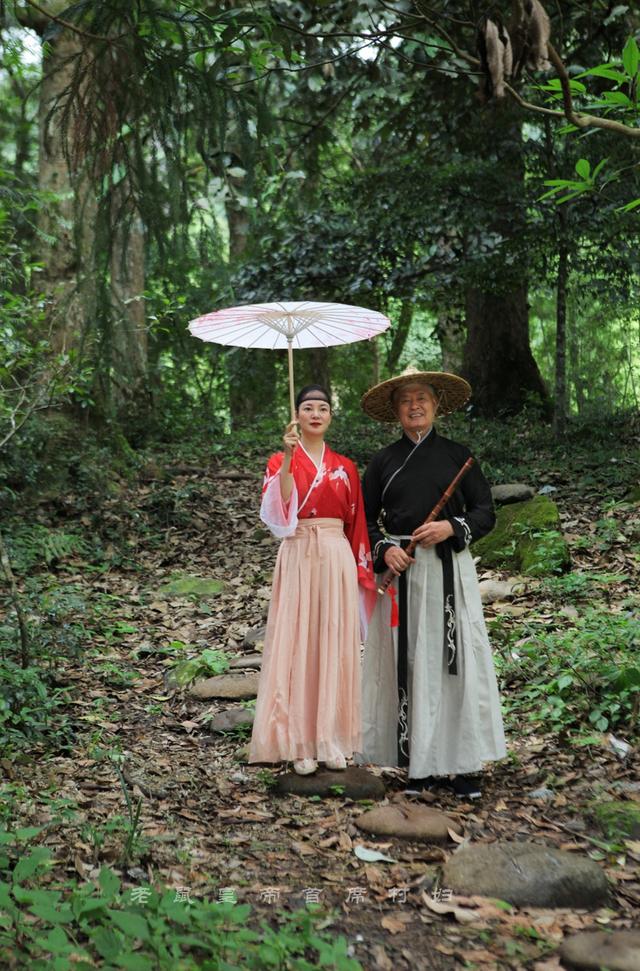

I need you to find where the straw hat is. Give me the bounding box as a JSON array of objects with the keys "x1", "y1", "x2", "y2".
[{"x1": 361, "y1": 367, "x2": 471, "y2": 423}]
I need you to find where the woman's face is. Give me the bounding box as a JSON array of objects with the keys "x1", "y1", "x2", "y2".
[{"x1": 296, "y1": 398, "x2": 332, "y2": 437}]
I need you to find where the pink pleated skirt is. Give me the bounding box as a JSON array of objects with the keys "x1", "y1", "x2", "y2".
[{"x1": 249, "y1": 518, "x2": 362, "y2": 764}]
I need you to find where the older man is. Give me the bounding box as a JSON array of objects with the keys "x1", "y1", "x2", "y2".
[{"x1": 359, "y1": 369, "x2": 506, "y2": 798}]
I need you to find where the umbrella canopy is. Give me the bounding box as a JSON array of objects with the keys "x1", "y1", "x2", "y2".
[{"x1": 188, "y1": 300, "x2": 391, "y2": 417}]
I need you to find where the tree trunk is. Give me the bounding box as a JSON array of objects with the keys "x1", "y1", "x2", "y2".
[
  {"x1": 436, "y1": 308, "x2": 465, "y2": 375},
  {"x1": 370, "y1": 338, "x2": 380, "y2": 387},
  {"x1": 463, "y1": 286, "x2": 548, "y2": 415},
  {"x1": 108, "y1": 183, "x2": 148, "y2": 419},
  {"x1": 223, "y1": 152, "x2": 278, "y2": 426},
  {"x1": 553, "y1": 225, "x2": 569, "y2": 438},
  {"x1": 461, "y1": 105, "x2": 548, "y2": 416},
  {"x1": 0, "y1": 529, "x2": 29, "y2": 668},
  {"x1": 387, "y1": 300, "x2": 414, "y2": 373},
  {"x1": 37, "y1": 23, "x2": 96, "y2": 353},
  {"x1": 568, "y1": 297, "x2": 586, "y2": 416}
]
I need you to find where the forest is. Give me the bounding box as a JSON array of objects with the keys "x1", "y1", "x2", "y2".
[{"x1": 1, "y1": 1, "x2": 639, "y2": 969}]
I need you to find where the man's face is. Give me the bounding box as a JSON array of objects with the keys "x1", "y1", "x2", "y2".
[{"x1": 394, "y1": 382, "x2": 437, "y2": 437}]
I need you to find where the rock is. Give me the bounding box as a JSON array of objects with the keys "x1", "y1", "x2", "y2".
[
  {"x1": 473, "y1": 496, "x2": 570, "y2": 576},
  {"x1": 613, "y1": 781, "x2": 640, "y2": 795},
  {"x1": 243, "y1": 626, "x2": 267, "y2": 650},
  {"x1": 228, "y1": 653, "x2": 262, "y2": 670},
  {"x1": 590, "y1": 800, "x2": 640, "y2": 840},
  {"x1": 155, "y1": 574, "x2": 224, "y2": 600},
  {"x1": 190, "y1": 672, "x2": 259, "y2": 700},
  {"x1": 529, "y1": 787, "x2": 555, "y2": 801},
  {"x1": 208, "y1": 707, "x2": 255, "y2": 733},
  {"x1": 275, "y1": 767, "x2": 386, "y2": 800},
  {"x1": 491, "y1": 484, "x2": 536, "y2": 505},
  {"x1": 478, "y1": 579, "x2": 523, "y2": 604},
  {"x1": 442, "y1": 841, "x2": 609, "y2": 908},
  {"x1": 559, "y1": 930, "x2": 640, "y2": 971},
  {"x1": 355, "y1": 803, "x2": 463, "y2": 843},
  {"x1": 608, "y1": 734, "x2": 632, "y2": 760},
  {"x1": 560, "y1": 605, "x2": 579, "y2": 619}
]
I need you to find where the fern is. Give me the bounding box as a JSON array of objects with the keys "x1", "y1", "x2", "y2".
[{"x1": 5, "y1": 525, "x2": 86, "y2": 572}]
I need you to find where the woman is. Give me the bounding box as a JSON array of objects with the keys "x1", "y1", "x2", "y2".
[{"x1": 249, "y1": 385, "x2": 376, "y2": 776}]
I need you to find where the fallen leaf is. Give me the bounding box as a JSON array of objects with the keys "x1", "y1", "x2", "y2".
[
  {"x1": 447, "y1": 827, "x2": 467, "y2": 844},
  {"x1": 421, "y1": 891, "x2": 479, "y2": 924},
  {"x1": 380, "y1": 913, "x2": 411, "y2": 935},
  {"x1": 354, "y1": 846, "x2": 397, "y2": 864},
  {"x1": 339, "y1": 831, "x2": 353, "y2": 852}
]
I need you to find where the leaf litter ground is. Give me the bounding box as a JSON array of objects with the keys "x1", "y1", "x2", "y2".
[{"x1": 3, "y1": 422, "x2": 640, "y2": 970}]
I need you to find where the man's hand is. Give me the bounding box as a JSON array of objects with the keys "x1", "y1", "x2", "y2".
[
  {"x1": 412, "y1": 520, "x2": 454, "y2": 548},
  {"x1": 383, "y1": 545, "x2": 415, "y2": 576}
]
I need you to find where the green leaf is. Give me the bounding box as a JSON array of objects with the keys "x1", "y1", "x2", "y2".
[
  {"x1": 107, "y1": 909, "x2": 150, "y2": 941},
  {"x1": 574, "y1": 65, "x2": 627, "y2": 82},
  {"x1": 591, "y1": 157, "x2": 609, "y2": 180},
  {"x1": 13, "y1": 847, "x2": 52, "y2": 881},
  {"x1": 89, "y1": 925, "x2": 122, "y2": 960},
  {"x1": 42, "y1": 925, "x2": 71, "y2": 954},
  {"x1": 601, "y1": 90, "x2": 632, "y2": 105},
  {"x1": 555, "y1": 190, "x2": 589, "y2": 204},
  {"x1": 0, "y1": 881, "x2": 15, "y2": 910},
  {"x1": 14, "y1": 826, "x2": 44, "y2": 841},
  {"x1": 114, "y1": 952, "x2": 155, "y2": 970},
  {"x1": 617, "y1": 197, "x2": 640, "y2": 212},
  {"x1": 622, "y1": 36, "x2": 639, "y2": 77},
  {"x1": 575, "y1": 158, "x2": 591, "y2": 179},
  {"x1": 99, "y1": 866, "x2": 121, "y2": 901},
  {"x1": 30, "y1": 902, "x2": 74, "y2": 924},
  {"x1": 75, "y1": 896, "x2": 109, "y2": 918}
]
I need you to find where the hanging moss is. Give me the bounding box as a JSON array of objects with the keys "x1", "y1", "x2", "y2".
[{"x1": 474, "y1": 496, "x2": 570, "y2": 576}]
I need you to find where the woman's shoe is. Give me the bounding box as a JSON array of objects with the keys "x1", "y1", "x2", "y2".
[
  {"x1": 325, "y1": 754, "x2": 347, "y2": 770},
  {"x1": 293, "y1": 759, "x2": 318, "y2": 776}
]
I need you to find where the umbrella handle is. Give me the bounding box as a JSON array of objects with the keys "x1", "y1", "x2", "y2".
[{"x1": 287, "y1": 341, "x2": 295, "y2": 422}]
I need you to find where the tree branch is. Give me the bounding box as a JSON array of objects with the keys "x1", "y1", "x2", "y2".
[
  {"x1": 21, "y1": 0, "x2": 129, "y2": 44},
  {"x1": 516, "y1": 33, "x2": 640, "y2": 137}
]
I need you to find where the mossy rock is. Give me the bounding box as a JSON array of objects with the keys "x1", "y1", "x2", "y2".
[
  {"x1": 155, "y1": 574, "x2": 224, "y2": 600},
  {"x1": 590, "y1": 800, "x2": 640, "y2": 840},
  {"x1": 627, "y1": 484, "x2": 640, "y2": 503},
  {"x1": 474, "y1": 495, "x2": 570, "y2": 576}
]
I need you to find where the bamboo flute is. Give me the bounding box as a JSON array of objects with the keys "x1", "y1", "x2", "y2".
[{"x1": 377, "y1": 457, "x2": 475, "y2": 595}]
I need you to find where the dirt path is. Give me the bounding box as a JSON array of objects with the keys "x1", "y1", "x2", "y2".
[{"x1": 8, "y1": 443, "x2": 640, "y2": 970}]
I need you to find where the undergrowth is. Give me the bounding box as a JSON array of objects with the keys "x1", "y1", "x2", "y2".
[
  {"x1": 493, "y1": 608, "x2": 640, "y2": 737},
  {"x1": 0, "y1": 826, "x2": 361, "y2": 971}
]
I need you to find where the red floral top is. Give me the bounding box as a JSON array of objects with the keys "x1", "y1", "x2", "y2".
[{"x1": 260, "y1": 443, "x2": 377, "y2": 618}]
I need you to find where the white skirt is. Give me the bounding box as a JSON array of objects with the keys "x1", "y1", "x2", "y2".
[{"x1": 359, "y1": 544, "x2": 506, "y2": 777}]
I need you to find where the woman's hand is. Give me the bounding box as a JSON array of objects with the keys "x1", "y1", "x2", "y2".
[
  {"x1": 412, "y1": 520, "x2": 454, "y2": 548},
  {"x1": 383, "y1": 545, "x2": 414, "y2": 576},
  {"x1": 283, "y1": 420, "x2": 300, "y2": 456}
]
